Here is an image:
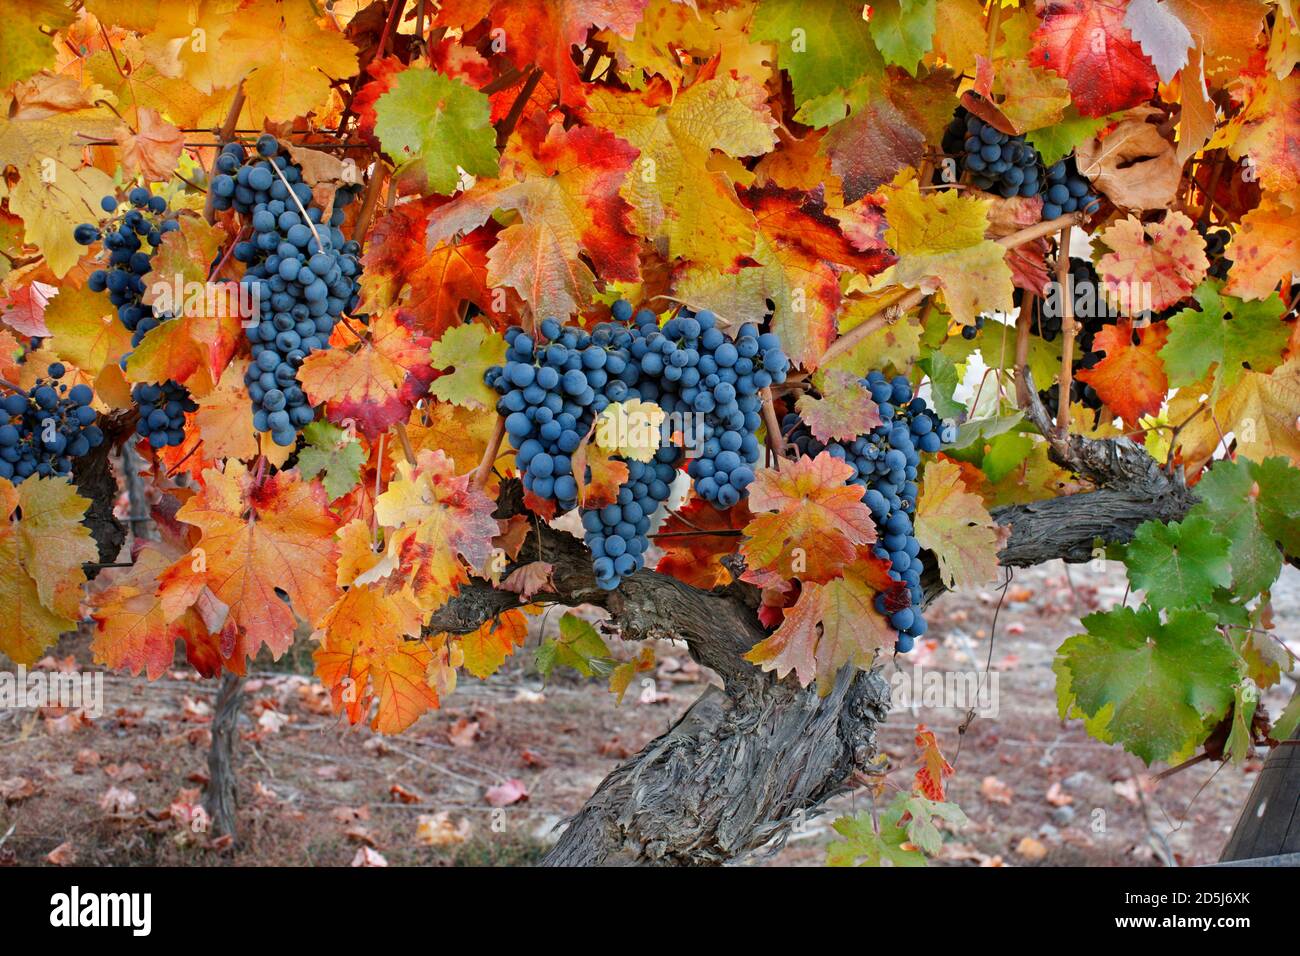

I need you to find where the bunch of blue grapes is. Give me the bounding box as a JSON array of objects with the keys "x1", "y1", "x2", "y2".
[
  {"x1": 942, "y1": 109, "x2": 1042, "y2": 199},
  {"x1": 783, "y1": 372, "x2": 952, "y2": 652},
  {"x1": 0, "y1": 363, "x2": 103, "y2": 482},
  {"x1": 580, "y1": 454, "x2": 679, "y2": 590},
  {"x1": 76, "y1": 187, "x2": 180, "y2": 347},
  {"x1": 485, "y1": 307, "x2": 678, "y2": 589},
  {"x1": 76, "y1": 188, "x2": 197, "y2": 448},
  {"x1": 941, "y1": 108, "x2": 1100, "y2": 219},
  {"x1": 211, "y1": 134, "x2": 362, "y2": 446},
  {"x1": 131, "y1": 380, "x2": 198, "y2": 450},
  {"x1": 1041, "y1": 156, "x2": 1099, "y2": 220},
  {"x1": 621, "y1": 304, "x2": 790, "y2": 508}
]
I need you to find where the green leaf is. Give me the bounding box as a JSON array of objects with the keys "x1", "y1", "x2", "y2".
[
  {"x1": 1224, "y1": 683, "x2": 1259, "y2": 766},
  {"x1": 1160, "y1": 281, "x2": 1289, "y2": 398},
  {"x1": 1054, "y1": 606, "x2": 1238, "y2": 764},
  {"x1": 920, "y1": 353, "x2": 964, "y2": 419},
  {"x1": 372, "y1": 66, "x2": 500, "y2": 195},
  {"x1": 752, "y1": 0, "x2": 882, "y2": 104},
  {"x1": 535, "y1": 613, "x2": 611, "y2": 680},
  {"x1": 297, "y1": 421, "x2": 365, "y2": 501},
  {"x1": 1187, "y1": 458, "x2": 1284, "y2": 598},
  {"x1": 1123, "y1": 515, "x2": 1232, "y2": 608},
  {"x1": 900, "y1": 794, "x2": 967, "y2": 856},
  {"x1": 827, "y1": 795, "x2": 928, "y2": 867},
  {"x1": 1251, "y1": 456, "x2": 1300, "y2": 555},
  {"x1": 868, "y1": 0, "x2": 937, "y2": 75},
  {"x1": 427, "y1": 323, "x2": 507, "y2": 409},
  {"x1": 1273, "y1": 690, "x2": 1300, "y2": 741},
  {"x1": 1025, "y1": 107, "x2": 1111, "y2": 166}
]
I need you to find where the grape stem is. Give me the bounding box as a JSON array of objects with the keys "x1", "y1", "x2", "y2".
[
  {"x1": 473, "y1": 416, "x2": 507, "y2": 489},
  {"x1": 0, "y1": 378, "x2": 23, "y2": 394},
  {"x1": 495, "y1": 67, "x2": 544, "y2": 150},
  {"x1": 393, "y1": 420, "x2": 417, "y2": 465},
  {"x1": 759, "y1": 387, "x2": 788, "y2": 461},
  {"x1": 269, "y1": 158, "x2": 326, "y2": 250},
  {"x1": 1014, "y1": 293, "x2": 1035, "y2": 409},
  {"x1": 1054, "y1": 224, "x2": 1076, "y2": 440}
]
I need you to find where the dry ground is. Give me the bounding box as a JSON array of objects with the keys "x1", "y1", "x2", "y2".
[{"x1": 1, "y1": 561, "x2": 1295, "y2": 867}]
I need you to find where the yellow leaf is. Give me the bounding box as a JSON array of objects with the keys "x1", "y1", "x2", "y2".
[
  {"x1": 194, "y1": 359, "x2": 258, "y2": 461},
  {"x1": 913, "y1": 458, "x2": 1003, "y2": 589}
]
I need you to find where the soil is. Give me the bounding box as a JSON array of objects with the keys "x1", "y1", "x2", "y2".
[{"x1": 1, "y1": 561, "x2": 1295, "y2": 868}]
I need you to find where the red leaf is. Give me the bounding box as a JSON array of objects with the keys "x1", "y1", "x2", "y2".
[
  {"x1": 1075, "y1": 319, "x2": 1170, "y2": 426},
  {"x1": 1030, "y1": 1, "x2": 1159, "y2": 118}
]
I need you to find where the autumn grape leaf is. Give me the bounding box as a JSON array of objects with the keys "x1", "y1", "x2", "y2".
[
  {"x1": 0, "y1": 477, "x2": 93, "y2": 664},
  {"x1": 728, "y1": 184, "x2": 894, "y2": 368},
  {"x1": 876, "y1": 175, "x2": 1013, "y2": 328},
  {"x1": 437, "y1": 0, "x2": 648, "y2": 108},
  {"x1": 913, "y1": 458, "x2": 1002, "y2": 590},
  {"x1": 89, "y1": 543, "x2": 216, "y2": 681},
  {"x1": 745, "y1": 555, "x2": 903, "y2": 693},
  {"x1": 581, "y1": 74, "x2": 776, "y2": 267},
  {"x1": 364, "y1": 197, "x2": 495, "y2": 338},
  {"x1": 1165, "y1": 0, "x2": 1268, "y2": 74},
  {"x1": 194, "y1": 360, "x2": 258, "y2": 462},
  {"x1": 1124, "y1": 516, "x2": 1232, "y2": 608},
  {"x1": 1029, "y1": 0, "x2": 1158, "y2": 118},
  {"x1": 795, "y1": 369, "x2": 883, "y2": 443},
  {"x1": 536, "y1": 613, "x2": 612, "y2": 679},
  {"x1": 313, "y1": 594, "x2": 434, "y2": 733},
  {"x1": 42, "y1": 282, "x2": 133, "y2": 377},
  {"x1": 1224, "y1": 197, "x2": 1300, "y2": 302},
  {"x1": 655, "y1": 496, "x2": 752, "y2": 589},
  {"x1": 751, "y1": 0, "x2": 881, "y2": 104},
  {"x1": 0, "y1": 281, "x2": 51, "y2": 338},
  {"x1": 160, "y1": 464, "x2": 342, "y2": 665},
  {"x1": 6, "y1": 160, "x2": 114, "y2": 278},
  {"x1": 1095, "y1": 211, "x2": 1209, "y2": 313},
  {"x1": 820, "y1": 69, "x2": 958, "y2": 204},
  {"x1": 1159, "y1": 280, "x2": 1289, "y2": 398},
  {"x1": 459, "y1": 609, "x2": 529, "y2": 679},
  {"x1": 300, "y1": 310, "x2": 434, "y2": 438},
  {"x1": 992, "y1": 59, "x2": 1073, "y2": 134},
  {"x1": 741, "y1": 451, "x2": 878, "y2": 585},
  {"x1": 1054, "y1": 606, "x2": 1237, "y2": 764},
  {"x1": 297, "y1": 421, "x2": 366, "y2": 501},
  {"x1": 115, "y1": 108, "x2": 184, "y2": 183},
  {"x1": 913, "y1": 725, "x2": 954, "y2": 801},
  {"x1": 425, "y1": 120, "x2": 639, "y2": 320},
  {"x1": 1205, "y1": 356, "x2": 1300, "y2": 467},
  {"x1": 1075, "y1": 319, "x2": 1170, "y2": 427},
  {"x1": 1025, "y1": 105, "x2": 1110, "y2": 166},
  {"x1": 1186, "y1": 458, "x2": 1289, "y2": 597},
  {"x1": 868, "y1": 0, "x2": 937, "y2": 76},
  {"x1": 405, "y1": 400, "x2": 504, "y2": 474},
  {"x1": 372, "y1": 66, "x2": 499, "y2": 195},
  {"x1": 570, "y1": 430, "x2": 630, "y2": 510},
  {"x1": 373, "y1": 449, "x2": 499, "y2": 611},
  {"x1": 1229, "y1": 72, "x2": 1300, "y2": 195},
  {"x1": 213, "y1": 0, "x2": 360, "y2": 126}
]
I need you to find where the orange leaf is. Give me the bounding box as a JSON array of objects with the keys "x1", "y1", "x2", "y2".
[
  {"x1": 655, "y1": 496, "x2": 751, "y2": 589},
  {"x1": 298, "y1": 310, "x2": 434, "y2": 439},
  {"x1": 1075, "y1": 319, "x2": 1170, "y2": 427},
  {"x1": 458, "y1": 608, "x2": 529, "y2": 678},
  {"x1": 745, "y1": 555, "x2": 903, "y2": 693},
  {"x1": 160, "y1": 464, "x2": 342, "y2": 665},
  {"x1": 741, "y1": 451, "x2": 877, "y2": 586},
  {"x1": 115, "y1": 108, "x2": 184, "y2": 182},
  {"x1": 914, "y1": 725, "x2": 955, "y2": 801}
]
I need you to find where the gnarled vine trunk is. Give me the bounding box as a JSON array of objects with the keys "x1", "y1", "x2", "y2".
[{"x1": 427, "y1": 423, "x2": 1197, "y2": 866}]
